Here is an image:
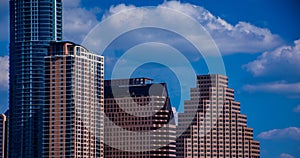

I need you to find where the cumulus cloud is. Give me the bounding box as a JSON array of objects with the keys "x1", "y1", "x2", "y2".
[
  {"x1": 63, "y1": 0, "x2": 100, "y2": 44},
  {"x1": 243, "y1": 81, "x2": 300, "y2": 94},
  {"x1": 0, "y1": 56, "x2": 8, "y2": 90},
  {"x1": 161, "y1": 2, "x2": 282, "y2": 54},
  {"x1": 293, "y1": 105, "x2": 300, "y2": 113},
  {"x1": 97, "y1": 1, "x2": 282, "y2": 54},
  {"x1": 245, "y1": 39, "x2": 300, "y2": 77},
  {"x1": 279, "y1": 153, "x2": 295, "y2": 158},
  {"x1": 258, "y1": 127, "x2": 300, "y2": 140}
]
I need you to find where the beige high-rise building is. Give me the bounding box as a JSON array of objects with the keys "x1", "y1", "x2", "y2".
[
  {"x1": 43, "y1": 41, "x2": 104, "y2": 157},
  {"x1": 0, "y1": 114, "x2": 7, "y2": 158},
  {"x1": 177, "y1": 74, "x2": 260, "y2": 158},
  {"x1": 104, "y1": 78, "x2": 176, "y2": 158}
]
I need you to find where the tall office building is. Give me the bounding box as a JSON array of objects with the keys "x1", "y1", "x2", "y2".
[
  {"x1": 177, "y1": 74, "x2": 260, "y2": 158},
  {"x1": 3, "y1": 110, "x2": 8, "y2": 158},
  {"x1": 43, "y1": 42, "x2": 104, "y2": 157},
  {"x1": 9, "y1": 0, "x2": 62, "y2": 157},
  {"x1": 104, "y1": 78, "x2": 176, "y2": 157},
  {"x1": 0, "y1": 114, "x2": 7, "y2": 158}
]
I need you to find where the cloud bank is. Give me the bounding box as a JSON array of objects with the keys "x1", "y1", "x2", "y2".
[
  {"x1": 258, "y1": 127, "x2": 300, "y2": 140},
  {"x1": 245, "y1": 39, "x2": 300, "y2": 77},
  {"x1": 160, "y1": 2, "x2": 282, "y2": 54},
  {"x1": 63, "y1": 0, "x2": 101, "y2": 44},
  {"x1": 279, "y1": 153, "x2": 295, "y2": 158},
  {"x1": 243, "y1": 81, "x2": 300, "y2": 94},
  {"x1": 64, "y1": 1, "x2": 282, "y2": 54}
]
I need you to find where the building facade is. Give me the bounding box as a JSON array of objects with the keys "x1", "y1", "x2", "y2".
[
  {"x1": 43, "y1": 42, "x2": 104, "y2": 157},
  {"x1": 104, "y1": 78, "x2": 176, "y2": 157},
  {"x1": 0, "y1": 114, "x2": 7, "y2": 158},
  {"x1": 177, "y1": 74, "x2": 260, "y2": 158},
  {"x1": 9, "y1": 0, "x2": 62, "y2": 157}
]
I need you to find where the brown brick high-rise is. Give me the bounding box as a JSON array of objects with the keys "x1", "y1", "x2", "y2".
[
  {"x1": 177, "y1": 74, "x2": 260, "y2": 158},
  {"x1": 43, "y1": 42, "x2": 104, "y2": 157},
  {"x1": 104, "y1": 78, "x2": 176, "y2": 158},
  {"x1": 0, "y1": 114, "x2": 7, "y2": 158}
]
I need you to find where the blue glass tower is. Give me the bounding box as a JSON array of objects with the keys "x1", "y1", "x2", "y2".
[{"x1": 9, "y1": 0, "x2": 62, "y2": 157}]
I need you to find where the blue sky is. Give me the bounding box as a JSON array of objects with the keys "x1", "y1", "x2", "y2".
[{"x1": 0, "y1": 0, "x2": 300, "y2": 157}]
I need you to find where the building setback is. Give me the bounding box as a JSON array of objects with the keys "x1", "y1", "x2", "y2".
[
  {"x1": 43, "y1": 42, "x2": 104, "y2": 157},
  {"x1": 0, "y1": 114, "x2": 7, "y2": 158},
  {"x1": 104, "y1": 78, "x2": 176, "y2": 158},
  {"x1": 9, "y1": 0, "x2": 62, "y2": 157},
  {"x1": 177, "y1": 74, "x2": 260, "y2": 158}
]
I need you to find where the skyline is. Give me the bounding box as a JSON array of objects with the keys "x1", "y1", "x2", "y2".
[{"x1": 0, "y1": 0, "x2": 299, "y2": 158}]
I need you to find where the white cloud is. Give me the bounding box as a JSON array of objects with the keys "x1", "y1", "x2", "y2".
[
  {"x1": 258, "y1": 127, "x2": 300, "y2": 140},
  {"x1": 104, "y1": 4, "x2": 136, "y2": 17},
  {"x1": 243, "y1": 81, "x2": 300, "y2": 94},
  {"x1": 162, "y1": 2, "x2": 282, "y2": 54},
  {"x1": 293, "y1": 105, "x2": 300, "y2": 113},
  {"x1": 63, "y1": 0, "x2": 100, "y2": 44},
  {"x1": 97, "y1": 1, "x2": 282, "y2": 54},
  {"x1": 245, "y1": 39, "x2": 300, "y2": 77},
  {"x1": 0, "y1": 56, "x2": 8, "y2": 90},
  {"x1": 279, "y1": 153, "x2": 295, "y2": 158}
]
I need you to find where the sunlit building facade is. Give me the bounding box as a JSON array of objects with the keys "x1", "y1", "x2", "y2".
[
  {"x1": 104, "y1": 78, "x2": 176, "y2": 157},
  {"x1": 177, "y1": 74, "x2": 260, "y2": 158},
  {"x1": 43, "y1": 42, "x2": 104, "y2": 157},
  {"x1": 0, "y1": 114, "x2": 7, "y2": 158}
]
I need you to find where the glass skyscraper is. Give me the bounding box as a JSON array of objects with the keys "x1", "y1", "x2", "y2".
[{"x1": 9, "y1": 0, "x2": 62, "y2": 157}]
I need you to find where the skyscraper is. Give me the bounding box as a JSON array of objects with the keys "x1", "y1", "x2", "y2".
[
  {"x1": 104, "y1": 78, "x2": 176, "y2": 157},
  {"x1": 9, "y1": 0, "x2": 62, "y2": 157},
  {"x1": 43, "y1": 41, "x2": 104, "y2": 157},
  {"x1": 0, "y1": 114, "x2": 7, "y2": 158},
  {"x1": 177, "y1": 74, "x2": 260, "y2": 158}
]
